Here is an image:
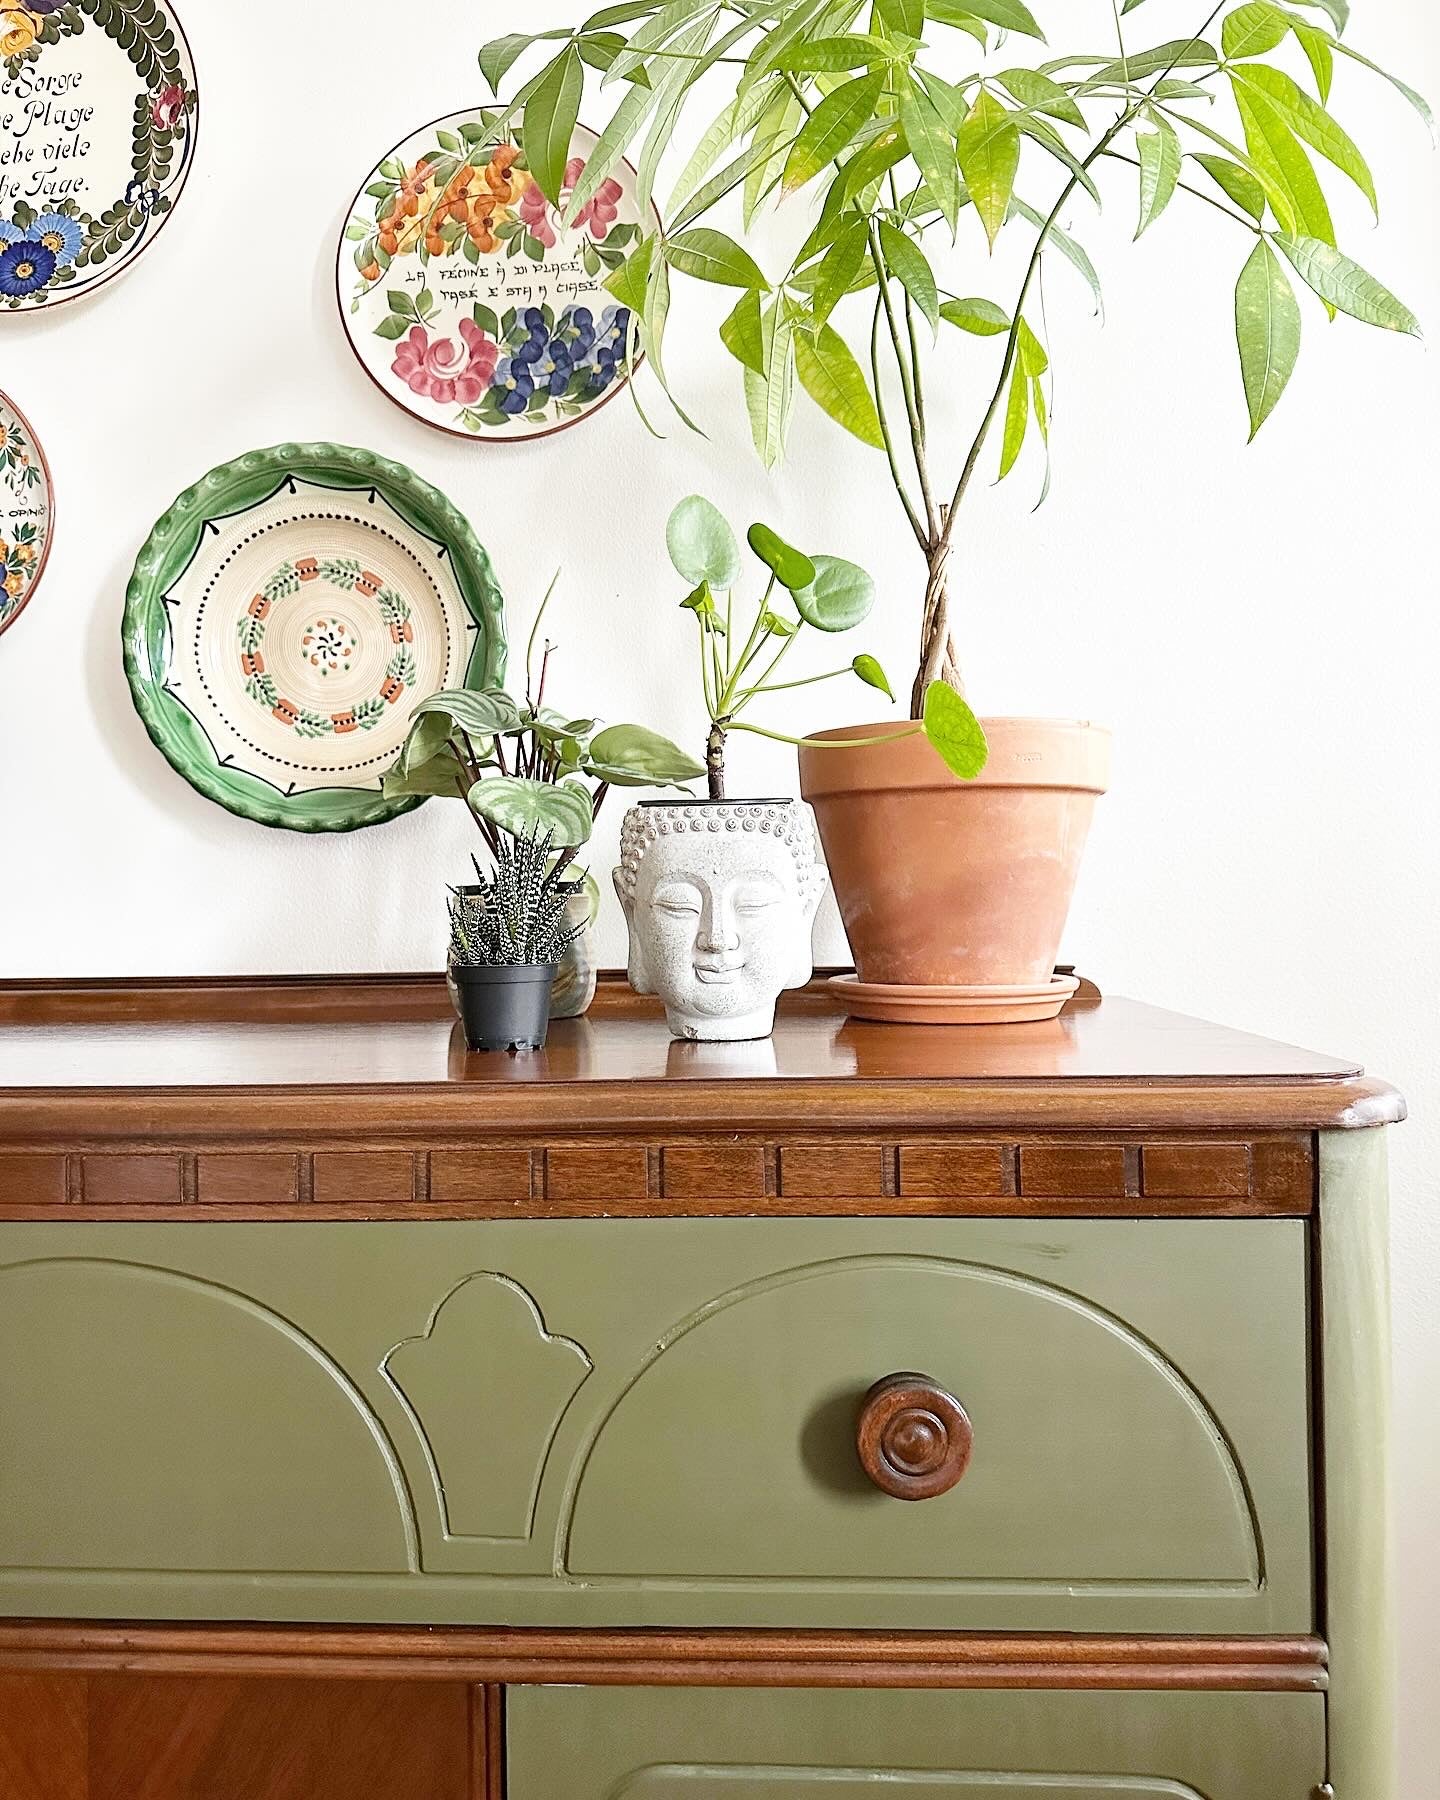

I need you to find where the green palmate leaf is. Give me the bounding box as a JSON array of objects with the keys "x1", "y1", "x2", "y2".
[
  {"x1": 1221, "y1": 1, "x2": 1289, "y2": 60},
  {"x1": 668, "y1": 84, "x2": 779, "y2": 216},
  {"x1": 900, "y1": 78, "x2": 963, "y2": 234},
  {"x1": 469, "y1": 776, "x2": 595, "y2": 849},
  {"x1": 747, "y1": 521, "x2": 817, "y2": 592},
  {"x1": 583, "y1": 0, "x2": 665, "y2": 29},
  {"x1": 996, "y1": 67, "x2": 1086, "y2": 129},
  {"x1": 1152, "y1": 77, "x2": 1214, "y2": 100},
  {"x1": 719, "y1": 287, "x2": 766, "y2": 373},
  {"x1": 415, "y1": 689, "x2": 522, "y2": 738},
  {"x1": 480, "y1": 31, "x2": 558, "y2": 93},
  {"x1": 1019, "y1": 116, "x2": 1102, "y2": 207},
  {"x1": 874, "y1": 0, "x2": 924, "y2": 38},
  {"x1": 1233, "y1": 81, "x2": 1334, "y2": 244},
  {"x1": 1333, "y1": 43, "x2": 1434, "y2": 141},
  {"x1": 667, "y1": 494, "x2": 743, "y2": 588},
  {"x1": 778, "y1": 33, "x2": 894, "y2": 71},
  {"x1": 745, "y1": 88, "x2": 802, "y2": 224},
  {"x1": 1135, "y1": 117, "x2": 1182, "y2": 236},
  {"x1": 794, "y1": 322, "x2": 886, "y2": 448},
  {"x1": 1294, "y1": 0, "x2": 1347, "y2": 34},
  {"x1": 603, "y1": 232, "x2": 658, "y2": 312},
  {"x1": 664, "y1": 227, "x2": 770, "y2": 289},
  {"x1": 1234, "y1": 238, "x2": 1301, "y2": 437},
  {"x1": 915, "y1": 68, "x2": 971, "y2": 137},
  {"x1": 998, "y1": 354, "x2": 1029, "y2": 478},
  {"x1": 584, "y1": 723, "x2": 705, "y2": 786},
  {"x1": 852, "y1": 654, "x2": 893, "y2": 699},
  {"x1": 525, "y1": 44, "x2": 585, "y2": 203},
  {"x1": 1273, "y1": 234, "x2": 1421, "y2": 334},
  {"x1": 604, "y1": 0, "x2": 710, "y2": 83},
  {"x1": 839, "y1": 127, "x2": 910, "y2": 205},
  {"x1": 927, "y1": 0, "x2": 988, "y2": 44},
  {"x1": 922, "y1": 682, "x2": 989, "y2": 779},
  {"x1": 877, "y1": 221, "x2": 940, "y2": 332},
  {"x1": 1193, "y1": 152, "x2": 1266, "y2": 221},
  {"x1": 957, "y1": 89, "x2": 1019, "y2": 251},
  {"x1": 783, "y1": 71, "x2": 888, "y2": 193},
  {"x1": 1233, "y1": 64, "x2": 1376, "y2": 214},
  {"x1": 1011, "y1": 197, "x2": 1104, "y2": 316},
  {"x1": 961, "y1": 0, "x2": 1044, "y2": 41},
  {"x1": 1285, "y1": 13, "x2": 1333, "y2": 101},
  {"x1": 745, "y1": 299, "x2": 796, "y2": 468},
  {"x1": 794, "y1": 555, "x2": 879, "y2": 631},
  {"x1": 940, "y1": 295, "x2": 1010, "y2": 334},
  {"x1": 810, "y1": 217, "x2": 870, "y2": 327},
  {"x1": 1016, "y1": 316, "x2": 1048, "y2": 376},
  {"x1": 1086, "y1": 38, "x2": 1218, "y2": 86}
]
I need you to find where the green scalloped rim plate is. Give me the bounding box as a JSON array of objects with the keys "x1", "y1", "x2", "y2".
[{"x1": 122, "y1": 443, "x2": 505, "y2": 832}]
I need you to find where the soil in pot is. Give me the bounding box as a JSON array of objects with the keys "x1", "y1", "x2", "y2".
[{"x1": 452, "y1": 963, "x2": 557, "y2": 1052}]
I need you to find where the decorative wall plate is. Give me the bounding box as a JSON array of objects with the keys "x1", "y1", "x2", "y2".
[
  {"x1": 0, "y1": 388, "x2": 52, "y2": 637},
  {"x1": 338, "y1": 112, "x2": 657, "y2": 442},
  {"x1": 123, "y1": 444, "x2": 505, "y2": 832},
  {"x1": 0, "y1": 0, "x2": 197, "y2": 311}
]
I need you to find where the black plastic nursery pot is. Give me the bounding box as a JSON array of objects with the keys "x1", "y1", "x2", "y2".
[{"x1": 452, "y1": 963, "x2": 558, "y2": 1052}]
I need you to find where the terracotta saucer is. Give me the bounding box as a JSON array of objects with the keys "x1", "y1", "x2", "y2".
[{"x1": 829, "y1": 973, "x2": 1081, "y2": 1026}]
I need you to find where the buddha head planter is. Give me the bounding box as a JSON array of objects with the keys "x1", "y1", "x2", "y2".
[{"x1": 614, "y1": 799, "x2": 827, "y2": 1041}]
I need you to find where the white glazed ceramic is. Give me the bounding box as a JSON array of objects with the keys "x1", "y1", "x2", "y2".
[
  {"x1": 0, "y1": 388, "x2": 52, "y2": 638},
  {"x1": 0, "y1": 0, "x2": 197, "y2": 310},
  {"x1": 338, "y1": 114, "x2": 658, "y2": 443},
  {"x1": 614, "y1": 799, "x2": 826, "y2": 1042}
]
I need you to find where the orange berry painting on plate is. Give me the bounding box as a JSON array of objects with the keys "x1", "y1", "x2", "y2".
[
  {"x1": 337, "y1": 111, "x2": 660, "y2": 443},
  {"x1": 0, "y1": 389, "x2": 52, "y2": 640}
]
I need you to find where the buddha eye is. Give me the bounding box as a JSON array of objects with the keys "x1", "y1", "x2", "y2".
[
  {"x1": 652, "y1": 886, "x2": 700, "y2": 915},
  {"x1": 735, "y1": 884, "x2": 781, "y2": 913}
]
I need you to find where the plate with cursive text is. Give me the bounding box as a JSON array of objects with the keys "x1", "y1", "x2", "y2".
[
  {"x1": 0, "y1": 0, "x2": 197, "y2": 310},
  {"x1": 0, "y1": 388, "x2": 53, "y2": 637},
  {"x1": 338, "y1": 110, "x2": 657, "y2": 443}
]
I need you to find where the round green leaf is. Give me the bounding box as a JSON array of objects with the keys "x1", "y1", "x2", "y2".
[
  {"x1": 584, "y1": 723, "x2": 706, "y2": 788},
  {"x1": 467, "y1": 776, "x2": 595, "y2": 847},
  {"x1": 792, "y1": 554, "x2": 876, "y2": 633},
  {"x1": 746, "y1": 522, "x2": 816, "y2": 593},
  {"x1": 414, "y1": 688, "x2": 522, "y2": 737},
  {"x1": 922, "y1": 681, "x2": 989, "y2": 780},
  {"x1": 397, "y1": 708, "x2": 457, "y2": 777},
  {"x1": 852, "y1": 654, "x2": 893, "y2": 700},
  {"x1": 667, "y1": 496, "x2": 742, "y2": 589}
]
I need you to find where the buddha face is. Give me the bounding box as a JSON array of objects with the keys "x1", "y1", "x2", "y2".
[{"x1": 615, "y1": 803, "x2": 825, "y2": 1041}]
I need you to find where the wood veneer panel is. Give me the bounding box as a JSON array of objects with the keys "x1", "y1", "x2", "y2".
[
  {"x1": 1253, "y1": 1136, "x2": 1316, "y2": 1209},
  {"x1": 0, "y1": 1155, "x2": 67, "y2": 1206},
  {"x1": 80, "y1": 1156, "x2": 181, "y2": 1206},
  {"x1": 779, "y1": 1142, "x2": 886, "y2": 1198},
  {"x1": 899, "y1": 1143, "x2": 1012, "y2": 1198},
  {"x1": 312, "y1": 1152, "x2": 413, "y2": 1206},
  {"x1": 1142, "y1": 1141, "x2": 1251, "y2": 1198},
  {"x1": 197, "y1": 1153, "x2": 300, "y2": 1207},
  {"x1": 660, "y1": 1144, "x2": 767, "y2": 1199},
  {"x1": 545, "y1": 1145, "x2": 648, "y2": 1200},
  {"x1": 0, "y1": 1625, "x2": 1329, "y2": 1693},
  {"x1": 86, "y1": 1674, "x2": 476, "y2": 1800},
  {"x1": 431, "y1": 1151, "x2": 533, "y2": 1204},
  {"x1": 1019, "y1": 1144, "x2": 1129, "y2": 1198},
  {"x1": 0, "y1": 1673, "x2": 86, "y2": 1800}
]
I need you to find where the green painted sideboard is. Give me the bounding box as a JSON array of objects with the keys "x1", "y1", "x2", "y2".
[{"x1": 0, "y1": 975, "x2": 1399, "y2": 1800}]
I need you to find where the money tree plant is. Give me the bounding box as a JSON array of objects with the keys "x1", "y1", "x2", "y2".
[{"x1": 482, "y1": 0, "x2": 1427, "y2": 752}]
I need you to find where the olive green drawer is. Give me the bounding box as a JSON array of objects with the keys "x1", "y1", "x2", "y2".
[
  {"x1": 0, "y1": 1218, "x2": 1312, "y2": 1632},
  {"x1": 505, "y1": 1686, "x2": 1327, "y2": 1800}
]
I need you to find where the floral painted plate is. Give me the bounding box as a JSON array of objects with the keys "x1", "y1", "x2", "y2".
[
  {"x1": 123, "y1": 444, "x2": 506, "y2": 832},
  {"x1": 0, "y1": 388, "x2": 53, "y2": 637},
  {"x1": 337, "y1": 111, "x2": 657, "y2": 442},
  {"x1": 0, "y1": 0, "x2": 197, "y2": 310}
]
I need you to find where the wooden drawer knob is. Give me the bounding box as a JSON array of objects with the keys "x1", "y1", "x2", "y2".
[{"x1": 856, "y1": 1372, "x2": 973, "y2": 1501}]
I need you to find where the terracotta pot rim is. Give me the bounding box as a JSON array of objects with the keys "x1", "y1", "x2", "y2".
[
  {"x1": 800, "y1": 716, "x2": 1111, "y2": 797},
  {"x1": 803, "y1": 716, "x2": 1111, "y2": 737}
]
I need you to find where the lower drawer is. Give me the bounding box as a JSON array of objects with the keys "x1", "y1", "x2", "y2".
[
  {"x1": 0, "y1": 1217, "x2": 1312, "y2": 1632},
  {"x1": 506, "y1": 1686, "x2": 1327, "y2": 1800}
]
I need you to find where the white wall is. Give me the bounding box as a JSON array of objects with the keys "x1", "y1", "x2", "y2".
[{"x1": 2, "y1": 0, "x2": 1436, "y2": 1779}]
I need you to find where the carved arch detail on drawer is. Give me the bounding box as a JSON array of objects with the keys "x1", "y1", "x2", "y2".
[
  {"x1": 609, "y1": 1771, "x2": 1206, "y2": 1798},
  {"x1": 383, "y1": 1272, "x2": 591, "y2": 1544},
  {"x1": 561, "y1": 1256, "x2": 1263, "y2": 1595},
  {"x1": 0, "y1": 1258, "x2": 419, "y2": 1576}
]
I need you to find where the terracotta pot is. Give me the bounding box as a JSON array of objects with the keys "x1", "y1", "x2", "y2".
[{"x1": 798, "y1": 717, "x2": 1110, "y2": 1001}]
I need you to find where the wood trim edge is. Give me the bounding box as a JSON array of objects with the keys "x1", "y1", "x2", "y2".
[{"x1": 0, "y1": 1624, "x2": 1329, "y2": 1692}]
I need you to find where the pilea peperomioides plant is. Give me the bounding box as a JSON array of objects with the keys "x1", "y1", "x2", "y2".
[{"x1": 483, "y1": 0, "x2": 1427, "y2": 736}]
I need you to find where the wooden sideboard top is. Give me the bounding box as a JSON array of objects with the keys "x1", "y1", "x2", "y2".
[{"x1": 0, "y1": 974, "x2": 1402, "y2": 1141}]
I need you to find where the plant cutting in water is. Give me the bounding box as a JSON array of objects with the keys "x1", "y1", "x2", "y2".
[{"x1": 481, "y1": 0, "x2": 1428, "y2": 765}]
